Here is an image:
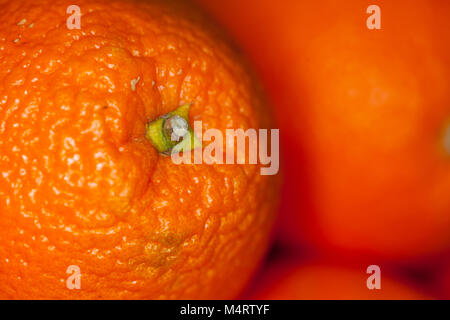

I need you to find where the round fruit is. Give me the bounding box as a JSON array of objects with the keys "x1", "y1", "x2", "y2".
[
  {"x1": 196, "y1": 0, "x2": 450, "y2": 260},
  {"x1": 249, "y1": 259, "x2": 428, "y2": 300},
  {"x1": 0, "y1": 0, "x2": 278, "y2": 299}
]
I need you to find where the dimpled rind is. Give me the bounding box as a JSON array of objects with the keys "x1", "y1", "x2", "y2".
[{"x1": 0, "y1": 0, "x2": 278, "y2": 299}]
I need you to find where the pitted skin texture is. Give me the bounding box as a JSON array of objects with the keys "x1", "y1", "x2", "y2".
[{"x1": 0, "y1": 0, "x2": 278, "y2": 299}]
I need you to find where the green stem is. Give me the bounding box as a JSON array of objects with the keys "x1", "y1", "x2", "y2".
[{"x1": 145, "y1": 104, "x2": 202, "y2": 154}]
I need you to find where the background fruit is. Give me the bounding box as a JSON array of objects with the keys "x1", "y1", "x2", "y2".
[
  {"x1": 248, "y1": 257, "x2": 428, "y2": 300},
  {"x1": 195, "y1": 0, "x2": 450, "y2": 261},
  {"x1": 0, "y1": 0, "x2": 278, "y2": 299}
]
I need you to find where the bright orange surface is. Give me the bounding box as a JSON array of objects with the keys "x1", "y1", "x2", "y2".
[
  {"x1": 196, "y1": 0, "x2": 450, "y2": 260},
  {"x1": 0, "y1": 0, "x2": 278, "y2": 299},
  {"x1": 251, "y1": 260, "x2": 428, "y2": 300}
]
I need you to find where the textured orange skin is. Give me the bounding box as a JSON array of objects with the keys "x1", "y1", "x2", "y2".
[
  {"x1": 0, "y1": 0, "x2": 278, "y2": 299},
  {"x1": 250, "y1": 259, "x2": 429, "y2": 300},
  {"x1": 196, "y1": 0, "x2": 450, "y2": 260}
]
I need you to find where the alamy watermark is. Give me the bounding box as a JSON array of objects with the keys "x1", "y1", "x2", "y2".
[
  {"x1": 366, "y1": 265, "x2": 381, "y2": 290},
  {"x1": 170, "y1": 121, "x2": 279, "y2": 176},
  {"x1": 66, "y1": 265, "x2": 81, "y2": 290}
]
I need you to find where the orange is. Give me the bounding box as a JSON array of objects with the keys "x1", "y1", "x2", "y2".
[
  {"x1": 0, "y1": 0, "x2": 278, "y2": 299},
  {"x1": 249, "y1": 258, "x2": 429, "y2": 300},
  {"x1": 195, "y1": 0, "x2": 450, "y2": 260}
]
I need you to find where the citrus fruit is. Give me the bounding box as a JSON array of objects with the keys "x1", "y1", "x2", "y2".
[
  {"x1": 196, "y1": 0, "x2": 450, "y2": 260},
  {"x1": 249, "y1": 258, "x2": 429, "y2": 300},
  {"x1": 0, "y1": 0, "x2": 278, "y2": 299}
]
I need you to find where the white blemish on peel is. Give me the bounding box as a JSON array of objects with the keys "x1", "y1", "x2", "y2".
[{"x1": 130, "y1": 76, "x2": 140, "y2": 91}]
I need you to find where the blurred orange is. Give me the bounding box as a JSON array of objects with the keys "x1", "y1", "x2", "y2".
[
  {"x1": 195, "y1": 0, "x2": 450, "y2": 261},
  {"x1": 249, "y1": 258, "x2": 429, "y2": 300}
]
